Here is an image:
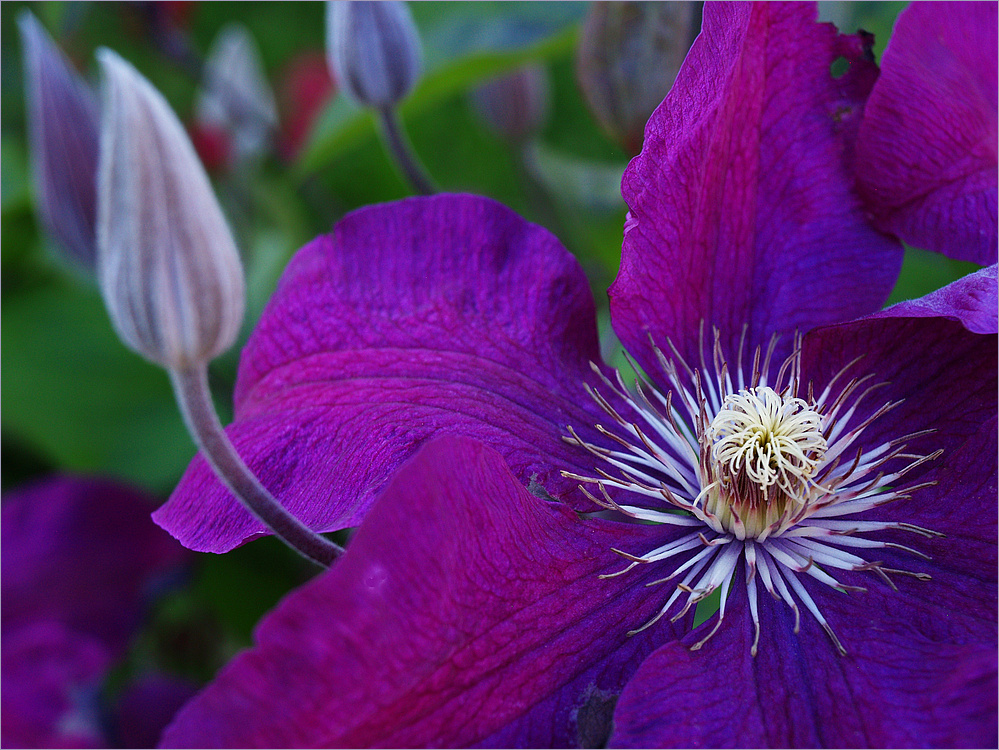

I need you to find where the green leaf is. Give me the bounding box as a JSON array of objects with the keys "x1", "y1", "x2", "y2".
[
  {"x1": 886, "y1": 246, "x2": 982, "y2": 307},
  {"x1": 1, "y1": 137, "x2": 30, "y2": 213},
  {"x1": 524, "y1": 140, "x2": 626, "y2": 213},
  {"x1": 1, "y1": 281, "x2": 197, "y2": 493}
]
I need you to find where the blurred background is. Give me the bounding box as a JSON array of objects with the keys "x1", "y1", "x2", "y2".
[{"x1": 0, "y1": 0, "x2": 978, "y2": 701}]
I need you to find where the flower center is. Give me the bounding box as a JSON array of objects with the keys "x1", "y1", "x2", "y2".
[
  {"x1": 563, "y1": 331, "x2": 941, "y2": 656},
  {"x1": 701, "y1": 387, "x2": 827, "y2": 539}
]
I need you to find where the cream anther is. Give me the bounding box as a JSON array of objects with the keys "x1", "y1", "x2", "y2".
[{"x1": 706, "y1": 386, "x2": 826, "y2": 508}]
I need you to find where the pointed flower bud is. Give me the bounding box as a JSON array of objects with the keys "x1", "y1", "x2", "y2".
[
  {"x1": 18, "y1": 11, "x2": 100, "y2": 270},
  {"x1": 195, "y1": 23, "x2": 278, "y2": 163},
  {"x1": 326, "y1": 0, "x2": 422, "y2": 110},
  {"x1": 471, "y1": 65, "x2": 550, "y2": 143},
  {"x1": 96, "y1": 50, "x2": 245, "y2": 371},
  {"x1": 577, "y1": 1, "x2": 700, "y2": 154}
]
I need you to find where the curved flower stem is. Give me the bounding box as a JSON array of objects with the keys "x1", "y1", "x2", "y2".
[
  {"x1": 169, "y1": 365, "x2": 343, "y2": 568},
  {"x1": 377, "y1": 106, "x2": 437, "y2": 196}
]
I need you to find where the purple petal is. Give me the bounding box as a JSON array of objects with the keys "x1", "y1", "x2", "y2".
[
  {"x1": 113, "y1": 674, "x2": 199, "y2": 749},
  {"x1": 848, "y1": 416, "x2": 997, "y2": 643},
  {"x1": 607, "y1": 322, "x2": 991, "y2": 746},
  {"x1": 157, "y1": 194, "x2": 614, "y2": 553},
  {"x1": 162, "y1": 436, "x2": 684, "y2": 748},
  {"x1": 612, "y1": 421, "x2": 996, "y2": 747},
  {"x1": 18, "y1": 12, "x2": 100, "y2": 269},
  {"x1": 612, "y1": 2, "x2": 902, "y2": 378},
  {"x1": 611, "y1": 574, "x2": 997, "y2": 748},
  {"x1": 800, "y1": 312, "x2": 997, "y2": 490},
  {"x1": 877, "y1": 264, "x2": 998, "y2": 334},
  {"x1": 617, "y1": 410, "x2": 996, "y2": 747},
  {"x1": 856, "y1": 2, "x2": 998, "y2": 264},
  {"x1": 1, "y1": 622, "x2": 111, "y2": 749},
  {"x1": 2, "y1": 476, "x2": 190, "y2": 656}
]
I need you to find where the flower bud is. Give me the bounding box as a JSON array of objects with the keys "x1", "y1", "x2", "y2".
[
  {"x1": 577, "y1": 2, "x2": 700, "y2": 154},
  {"x1": 195, "y1": 23, "x2": 277, "y2": 164},
  {"x1": 325, "y1": 0, "x2": 422, "y2": 110},
  {"x1": 471, "y1": 65, "x2": 550, "y2": 143},
  {"x1": 18, "y1": 11, "x2": 100, "y2": 270},
  {"x1": 96, "y1": 50, "x2": 245, "y2": 371}
]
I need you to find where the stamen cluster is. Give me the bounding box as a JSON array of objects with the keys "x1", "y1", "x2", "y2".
[{"x1": 564, "y1": 330, "x2": 940, "y2": 655}]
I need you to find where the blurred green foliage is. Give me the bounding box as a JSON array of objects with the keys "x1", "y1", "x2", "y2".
[{"x1": 0, "y1": 0, "x2": 980, "y2": 668}]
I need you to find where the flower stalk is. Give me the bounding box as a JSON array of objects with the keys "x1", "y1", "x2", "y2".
[
  {"x1": 326, "y1": 1, "x2": 435, "y2": 195},
  {"x1": 95, "y1": 50, "x2": 341, "y2": 567},
  {"x1": 170, "y1": 366, "x2": 342, "y2": 568},
  {"x1": 376, "y1": 105, "x2": 436, "y2": 195}
]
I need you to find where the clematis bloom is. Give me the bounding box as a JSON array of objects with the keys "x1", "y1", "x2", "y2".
[
  {"x1": 855, "y1": 1, "x2": 998, "y2": 264},
  {"x1": 161, "y1": 3, "x2": 996, "y2": 747},
  {"x1": 1, "y1": 476, "x2": 191, "y2": 748}
]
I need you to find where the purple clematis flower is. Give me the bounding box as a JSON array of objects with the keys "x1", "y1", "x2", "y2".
[
  {"x1": 1, "y1": 476, "x2": 192, "y2": 747},
  {"x1": 159, "y1": 3, "x2": 997, "y2": 747},
  {"x1": 157, "y1": 3, "x2": 908, "y2": 555},
  {"x1": 855, "y1": 1, "x2": 998, "y2": 265}
]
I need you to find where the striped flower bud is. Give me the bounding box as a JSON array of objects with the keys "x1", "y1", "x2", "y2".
[
  {"x1": 18, "y1": 11, "x2": 100, "y2": 270},
  {"x1": 96, "y1": 50, "x2": 245, "y2": 371},
  {"x1": 471, "y1": 65, "x2": 550, "y2": 144},
  {"x1": 195, "y1": 23, "x2": 278, "y2": 164},
  {"x1": 577, "y1": 2, "x2": 700, "y2": 154},
  {"x1": 326, "y1": 1, "x2": 422, "y2": 110}
]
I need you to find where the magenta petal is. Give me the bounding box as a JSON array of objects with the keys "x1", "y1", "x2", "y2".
[
  {"x1": 161, "y1": 436, "x2": 682, "y2": 748},
  {"x1": 876, "y1": 264, "x2": 998, "y2": 334},
  {"x1": 612, "y1": 422, "x2": 996, "y2": 747},
  {"x1": 157, "y1": 194, "x2": 612, "y2": 553},
  {"x1": 846, "y1": 417, "x2": 997, "y2": 644},
  {"x1": 2, "y1": 476, "x2": 190, "y2": 656},
  {"x1": 800, "y1": 312, "x2": 997, "y2": 490},
  {"x1": 856, "y1": 2, "x2": 998, "y2": 264},
  {"x1": 613, "y1": 2, "x2": 901, "y2": 376},
  {"x1": 113, "y1": 674, "x2": 199, "y2": 749},
  {"x1": 611, "y1": 578, "x2": 997, "y2": 748},
  {"x1": 1, "y1": 622, "x2": 111, "y2": 749}
]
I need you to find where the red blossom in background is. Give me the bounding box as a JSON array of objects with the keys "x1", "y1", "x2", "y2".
[{"x1": 276, "y1": 51, "x2": 337, "y2": 161}]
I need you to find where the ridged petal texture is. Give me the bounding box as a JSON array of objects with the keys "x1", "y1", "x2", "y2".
[
  {"x1": 612, "y1": 2, "x2": 902, "y2": 379},
  {"x1": 96, "y1": 50, "x2": 245, "y2": 370},
  {"x1": 611, "y1": 415, "x2": 997, "y2": 748},
  {"x1": 875, "y1": 263, "x2": 998, "y2": 334},
  {"x1": 162, "y1": 436, "x2": 684, "y2": 748},
  {"x1": 157, "y1": 194, "x2": 621, "y2": 553},
  {"x1": 856, "y1": 2, "x2": 998, "y2": 264}
]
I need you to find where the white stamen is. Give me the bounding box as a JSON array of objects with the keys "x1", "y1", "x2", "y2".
[{"x1": 564, "y1": 331, "x2": 938, "y2": 656}]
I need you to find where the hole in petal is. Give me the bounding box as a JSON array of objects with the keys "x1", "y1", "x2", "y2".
[{"x1": 830, "y1": 56, "x2": 850, "y2": 78}]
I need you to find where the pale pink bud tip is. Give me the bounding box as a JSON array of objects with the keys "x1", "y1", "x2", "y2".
[{"x1": 96, "y1": 49, "x2": 245, "y2": 371}]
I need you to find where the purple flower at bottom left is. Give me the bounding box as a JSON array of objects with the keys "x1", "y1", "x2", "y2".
[{"x1": 1, "y1": 476, "x2": 195, "y2": 748}]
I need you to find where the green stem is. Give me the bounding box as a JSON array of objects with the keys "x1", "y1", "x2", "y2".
[{"x1": 377, "y1": 106, "x2": 437, "y2": 196}]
